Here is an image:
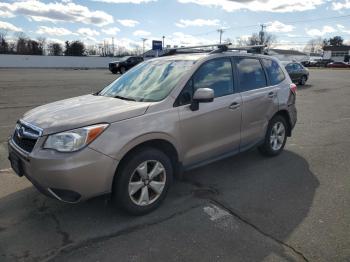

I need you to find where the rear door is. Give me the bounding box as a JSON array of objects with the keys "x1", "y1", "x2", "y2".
[
  {"x1": 177, "y1": 57, "x2": 242, "y2": 166},
  {"x1": 235, "y1": 57, "x2": 281, "y2": 150}
]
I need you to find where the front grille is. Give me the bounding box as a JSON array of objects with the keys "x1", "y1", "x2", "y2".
[{"x1": 12, "y1": 122, "x2": 41, "y2": 153}]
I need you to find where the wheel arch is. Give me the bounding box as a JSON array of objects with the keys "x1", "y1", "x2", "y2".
[
  {"x1": 112, "y1": 136, "x2": 180, "y2": 192},
  {"x1": 271, "y1": 110, "x2": 292, "y2": 137}
]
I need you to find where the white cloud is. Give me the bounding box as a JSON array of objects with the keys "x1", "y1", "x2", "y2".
[
  {"x1": 92, "y1": 0, "x2": 156, "y2": 3},
  {"x1": 47, "y1": 38, "x2": 66, "y2": 45},
  {"x1": 168, "y1": 32, "x2": 212, "y2": 46},
  {"x1": 0, "y1": 20, "x2": 22, "y2": 32},
  {"x1": 102, "y1": 27, "x2": 121, "y2": 35},
  {"x1": 77, "y1": 28, "x2": 100, "y2": 37},
  {"x1": 177, "y1": 0, "x2": 325, "y2": 13},
  {"x1": 0, "y1": 9, "x2": 14, "y2": 18},
  {"x1": 133, "y1": 30, "x2": 151, "y2": 36},
  {"x1": 175, "y1": 19, "x2": 220, "y2": 28},
  {"x1": 273, "y1": 40, "x2": 304, "y2": 51},
  {"x1": 0, "y1": 1, "x2": 113, "y2": 26},
  {"x1": 266, "y1": 21, "x2": 295, "y2": 33},
  {"x1": 332, "y1": 0, "x2": 350, "y2": 10},
  {"x1": 116, "y1": 37, "x2": 143, "y2": 49},
  {"x1": 36, "y1": 26, "x2": 76, "y2": 36},
  {"x1": 117, "y1": 19, "x2": 139, "y2": 27},
  {"x1": 337, "y1": 24, "x2": 350, "y2": 34},
  {"x1": 306, "y1": 26, "x2": 336, "y2": 37}
]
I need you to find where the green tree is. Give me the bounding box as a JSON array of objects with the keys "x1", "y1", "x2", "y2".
[{"x1": 64, "y1": 40, "x2": 85, "y2": 56}]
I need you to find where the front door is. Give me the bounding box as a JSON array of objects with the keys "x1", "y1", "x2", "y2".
[{"x1": 177, "y1": 58, "x2": 242, "y2": 166}]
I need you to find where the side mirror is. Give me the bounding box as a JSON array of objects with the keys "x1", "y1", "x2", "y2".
[{"x1": 190, "y1": 88, "x2": 214, "y2": 111}]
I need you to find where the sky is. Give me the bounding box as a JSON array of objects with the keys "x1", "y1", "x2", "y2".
[{"x1": 0, "y1": 0, "x2": 350, "y2": 50}]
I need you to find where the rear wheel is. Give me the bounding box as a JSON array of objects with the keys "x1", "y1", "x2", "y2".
[
  {"x1": 112, "y1": 148, "x2": 173, "y2": 215},
  {"x1": 299, "y1": 75, "x2": 307, "y2": 85},
  {"x1": 259, "y1": 115, "x2": 287, "y2": 157}
]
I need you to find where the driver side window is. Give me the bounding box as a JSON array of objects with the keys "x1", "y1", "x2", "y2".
[
  {"x1": 193, "y1": 58, "x2": 234, "y2": 98},
  {"x1": 175, "y1": 58, "x2": 234, "y2": 106}
]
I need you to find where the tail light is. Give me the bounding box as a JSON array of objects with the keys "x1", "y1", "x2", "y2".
[{"x1": 290, "y1": 83, "x2": 297, "y2": 95}]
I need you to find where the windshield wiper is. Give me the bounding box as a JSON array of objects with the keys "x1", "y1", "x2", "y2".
[{"x1": 113, "y1": 95, "x2": 136, "y2": 101}]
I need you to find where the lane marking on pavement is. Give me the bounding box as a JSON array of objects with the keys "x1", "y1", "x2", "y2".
[
  {"x1": 203, "y1": 204, "x2": 231, "y2": 221},
  {"x1": 0, "y1": 168, "x2": 12, "y2": 173}
]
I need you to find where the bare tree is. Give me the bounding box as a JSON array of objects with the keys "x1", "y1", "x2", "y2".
[
  {"x1": 37, "y1": 37, "x2": 46, "y2": 55},
  {"x1": 236, "y1": 31, "x2": 276, "y2": 48},
  {"x1": 303, "y1": 37, "x2": 325, "y2": 54},
  {"x1": 15, "y1": 32, "x2": 28, "y2": 54},
  {"x1": 247, "y1": 32, "x2": 276, "y2": 48}
]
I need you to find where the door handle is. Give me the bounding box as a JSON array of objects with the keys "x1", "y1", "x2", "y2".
[
  {"x1": 268, "y1": 92, "x2": 275, "y2": 98},
  {"x1": 229, "y1": 102, "x2": 240, "y2": 110}
]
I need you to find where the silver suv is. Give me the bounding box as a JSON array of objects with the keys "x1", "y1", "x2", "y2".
[{"x1": 8, "y1": 46, "x2": 297, "y2": 215}]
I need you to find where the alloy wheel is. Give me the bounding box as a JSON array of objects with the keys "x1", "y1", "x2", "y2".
[
  {"x1": 128, "y1": 160, "x2": 166, "y2": 206},
  {"x1": 270, "y1": 122, "x2": 286, "y2": 151}
]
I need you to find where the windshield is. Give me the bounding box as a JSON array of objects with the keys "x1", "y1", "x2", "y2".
[
  {"x1": 99, "y1": 59, "x2": 196, "y2": 102},
  {"x1": 119, "y1": 56, "x2": 130, "y2": 62}
]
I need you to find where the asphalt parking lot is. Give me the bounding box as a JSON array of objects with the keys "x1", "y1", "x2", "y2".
[{"x1": 0, "y1": 68, "x2": 349, "y2": 262}]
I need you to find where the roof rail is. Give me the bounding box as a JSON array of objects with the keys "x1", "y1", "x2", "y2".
[
  {"x1": 163, "y1": 43, "x2": 231, "y2": 56},
  {"x1": 161, "y1": 43, "x2": 267, "y2": 56}
]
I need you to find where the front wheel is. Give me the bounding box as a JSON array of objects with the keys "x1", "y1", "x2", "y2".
[
  {"x1": 120, "y1": 67, "x2": 126, "y2": 74},
  {"x1": 259, "y1": 115, "x2": 288, "y2": 157},
  {"x1": 112, "y1": 148, "x2": 173, "y2": 215}
]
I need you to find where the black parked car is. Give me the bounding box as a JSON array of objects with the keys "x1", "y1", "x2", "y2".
[
  {"x1": 109, "y1": 56, "x2": 144, "y2": 74},
  {"x1": 283, "y1": 62, "x2": 309, "y2": 85}
]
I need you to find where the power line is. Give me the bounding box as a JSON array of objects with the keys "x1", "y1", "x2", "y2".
[{"x1": 189, "y1": 13, "x2": 350, "y2": 37}]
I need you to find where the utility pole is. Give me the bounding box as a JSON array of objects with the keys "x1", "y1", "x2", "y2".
[
  {"x1": 162, "y1": 36, "x2": 165, "y2": 49},
  {"x1": 112, "y1": 37, "x2": 115, "y2": 56},
  {"x1": 217, "y1": 28, "x2": 225, "y2": 44},
  {"x1": 141, "y1": 38, "x2": 147, "y2": 57},
  {"x1": 259, "y1": 24, "x2": 267, "y2": 45}
]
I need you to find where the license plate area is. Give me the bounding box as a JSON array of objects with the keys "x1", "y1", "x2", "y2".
[{"x1": 9, "y1": 152, "x2": 24, "y2": 177}]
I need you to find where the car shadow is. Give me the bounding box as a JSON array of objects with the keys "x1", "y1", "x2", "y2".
[
  {"x1": 0, "y1": 149, "x2": 318, "y2": 261},
  {"x1": 297, "y1": 83, "x2": 313, "y2": 90},
  {"x1": 181, "y1": 149, "x2": 319, "y2": 261}
]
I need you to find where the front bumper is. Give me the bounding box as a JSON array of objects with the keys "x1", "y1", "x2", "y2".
[
  {"x1": 109, "y1": 63, "x2": 119, "y2": 72},
  {"x1": 8, "y1": 139, "x2": 119, "y2": 203}
]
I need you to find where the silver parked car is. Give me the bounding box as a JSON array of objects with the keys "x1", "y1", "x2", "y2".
[{"x1": 8, "y1": 46, "x2": 297, "y2": 215}]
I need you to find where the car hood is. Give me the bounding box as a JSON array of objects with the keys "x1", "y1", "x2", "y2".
[{"x1": 22, "y1": 94, "x2": 151, "y2": 135}]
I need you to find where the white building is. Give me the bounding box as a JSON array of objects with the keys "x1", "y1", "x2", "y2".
[
  {"x1": 323, "y1": 45, "x2": 350, "y2": 62},
  {"x1": 268, "y1": 49, "x2": 309, "y2": 62}
]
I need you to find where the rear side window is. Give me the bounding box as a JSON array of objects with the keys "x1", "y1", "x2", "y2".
[
  {"x1": 237, "y1": 58, "x2": 267, "y2": 91},
  {"x1": 262, "y1": 59, "x2": 285, "y2": 85},
  {"x1": 193, "y1": 58, "x2": 234, "y2": 98},
  {"x1": 285, "y1": 64, "x2": 294, "y2": 71}
]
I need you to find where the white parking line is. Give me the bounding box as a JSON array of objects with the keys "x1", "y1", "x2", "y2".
[
  {"x1": 0, "y1": 168, "x2": 12, "y2": 173},
  {"x1": 203, "y1": 204, "x2": 231, "y2": 221}
]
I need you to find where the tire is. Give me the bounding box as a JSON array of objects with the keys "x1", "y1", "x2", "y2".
[
  {"x1": 258, "y1": 115, "x2": 288, "y2": 157},
  {"x1": 299, "y1": 75, "x2": 307, "y2": 85},
  {"x1": 120, "y1": 67, "x2": 126, "y2": 74},
  {"x1": 112, "y1": 148, "x2": 173, "y2": 215},
  {"x1": 111, "y1": 69, "x2": 118, "y2": 74}
]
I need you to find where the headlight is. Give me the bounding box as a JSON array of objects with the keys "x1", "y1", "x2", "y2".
[{"x1": 44, "y1": 124, "x2": 109, "y2": 152}]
